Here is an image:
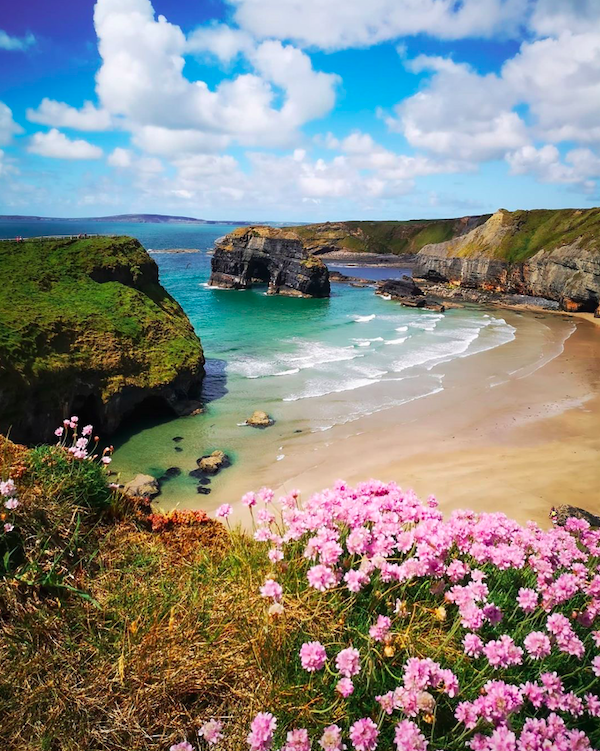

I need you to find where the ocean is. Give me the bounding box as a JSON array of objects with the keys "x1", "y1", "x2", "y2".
[{"x1": 1, "y1": 220, "x2": 522, "y2": 506}]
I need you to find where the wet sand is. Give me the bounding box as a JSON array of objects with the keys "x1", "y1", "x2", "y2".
[{"x1": 213, "y1": 313, "x2": 600, "y2": 529}]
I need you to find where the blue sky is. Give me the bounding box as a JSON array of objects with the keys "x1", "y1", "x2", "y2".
[{"x1": 1, "y1": 0, "x2": 600, "y2": 221}]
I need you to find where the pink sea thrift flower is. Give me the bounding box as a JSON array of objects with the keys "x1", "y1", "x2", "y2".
[
  {"x1": 215, "y1": 504, "x2": 232, "y2": 519},
  {"x1": 349, "y1": 718, "x2": 378, "y2": 751},
  {"x1": 0, "y1": 479, "x2": 16, "y2": 497},
  {"x1": 82, "y1": 424, "x2": 93, "y2": 436},
  {"x1": 299, "y1": 641, "x2": 327, "y2": 672},
  {"x1": 319, "y1": 725, "x2": 344, "y2": 751},
  {"x1": 170, "y1": 743, "x2": 193, "y2": 751},
  {"x1": 517, "y1": 587, "x2": 538, "y2": 613},
  {"x1": 4, "y1": 523, "x2": 14, "y2": 533},
  {"x1": 335, "y1": 647, "x2": 361, "y2": 677},
  {"x1": 247, "y1": 712, "x2": 277, "y2": 751},
  {"x1": 307, "y1": 564, "x2": 337, "y2": 591},
  {"x1": 524, "y1": 631, "x2": 552, "y2": 660},
  {"x1": 483, "y1": 635, "x2": 523, "y2": 668},
  {"x1": 463, "y1": 633, "x2": 484, "y2": 657},
  {"x1": 268, "y1": 548, "x2": 283, "y2": 563},
  {"x1": 369, "y1": 615, "x2": 391, "y2": 643},
  {"x1": 336, "y1": 678, "x2": 354, "y2": 697},
  {"x1": 257, "y1": 487, "x2": 274, "y2": 504},
  {"x1": 101, "y1": 456, "x2": 111, "y2": 465},
  {"x1": 54, "y1": 427, "x2": 64, "y2": 437},
  {"x1": 260, "y1": 579, "x2": 283, "y2": 602},
  {"x1": 199, "y1": 719, "x2": 223, "y2": 745},
  {"x1": 592, "y1": 656, "x2": 600, "y2": 677},
  {"x1": 242, "y1": 492, "x2": 257, "y2": 508},
  {"x1": 344, "y1": 568, "x2": 369, "y2": 592},
  {"x1": 282, "y1": 729, "x2": 310, "y2": 751},
  {"x1": 394, "y1": 720, "x2": 427, "y2": 751},
  {"x1": 4, "y1": 498, "x2": 19, "y2": 510}
]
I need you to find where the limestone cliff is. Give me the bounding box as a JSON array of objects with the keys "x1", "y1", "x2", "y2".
[
  {"x1": 209, "y1": 226, "x2": 330, "y2": 297},
  {"x1": 413, "y1": 208, "x2": 600, "y2": 312},
  {"x1": 0, "y1": 236, "x2": 205, "y2": 443}
]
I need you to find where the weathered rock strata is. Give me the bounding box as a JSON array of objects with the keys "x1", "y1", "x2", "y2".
[
  {"x1": 209, "y1": 226, "x2": 330, "y2": 297},
  {"x1": 376, "y1": 278, "x2": 445, "y2": 312},
  {"x1": 414, "y1": 210, "x2": 600, "y2": 312}
]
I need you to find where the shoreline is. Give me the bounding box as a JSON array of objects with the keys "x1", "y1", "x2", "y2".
[{"x1": 191, "y1": 312, "x2": 600, "y2": 529}]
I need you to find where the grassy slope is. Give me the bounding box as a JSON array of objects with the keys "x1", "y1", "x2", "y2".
[
  {"x1": 0, "y1": 236, "x2": 203, "y2": 424},
  {"x1": 451, "y1": 207, "x2": 600, "y2": 262},
  {"x1": 292, "y1": 217, "x2": 490, "y2": 255}
]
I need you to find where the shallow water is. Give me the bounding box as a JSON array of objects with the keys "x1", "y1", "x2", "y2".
[{"x1": 3, "y1": 220, "x2": 537, "y2": 508}]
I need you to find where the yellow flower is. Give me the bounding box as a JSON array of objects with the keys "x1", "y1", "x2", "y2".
[{"x1": 433, "y1": 606, "x2": 447, "y2": 621}]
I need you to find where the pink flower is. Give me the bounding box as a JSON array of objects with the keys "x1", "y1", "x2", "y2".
[
  {"x1": 0, "y1": 479, "x2": 16, "y2": 497},
  {"x1": 268, "y1": 548, "x2": 283, "y2": 563},
  {"x1": 260, "y1": 579, "x2": 283, "y2": 602},
  {"x1": 335, "y1": 647, "x2": 361, "y2": 678},
  {"x1": 369, "y1": 615, "x2": 391, "y2": 643},
  {"x1": 319, "y1": 725, "x2": 344, "y2": 751},
  {"x1": 199, "y1": 719, "x2": 224, "y2": 745},
  {"x1": 54, "y1": 427, "x2": 64, "y2": 437},
  {"x1": 170, "y1": 743, "x2": 193, "y2": 751},
  {"x1": 592, "y1": 656, "x2": 600, "y2": 677},
  {"x1": 242, "y1": 492, "x2": 257, "y2": 508},
  {"x1": 516, "y1": 587, "x2": 538, "y2": 613},
  {"x1": 70, "y1": 415, "x2": 79, "y2": 423},
  {"x1": 307, "y1": 564, "x2": 337, "y2": 592},
  {"x1": 4, "y1": 498, "x2": 19, "y2": 510},
  {"x1": 394, "y1": 720, "x2": 427, "y2": 751},
  {"x1": 82, "y1": 424, "x2": 93, "y2": 436},
  {"x1": 524, "y1": 631, "x2": 552, "y2": 660},
  {"x1": 101, "y1": 456, "x2": 111, "y2": 465},
  {"x1": 4, "y1": 523, "x2": 14, "y2": 533},
  {"x1": 336, "y1": 678, "x2": 354, "y2": 697},
  {"x1": 257, "y1": 487, "x2": 274, "y2": 504},
  {"x1": 463, "y1": 633, "x2": 484, "y2": 657},
  {"x1": 299, "y1": 641, "x2": 327, "y2": 672},
  {"x1": 344, "y1": 569, "x2": 369, "y2": 593},
  {"x1": 483, "y1": 635, "x2": 523, "y2": 668},
  {"x1": 216, "y1": 504, "x2": 232, "y2": 519},
  {"x1": 247, "y1": 713, "x2": 277, "y2": 751},
  {"x1": 282, "y1": 729, "x2": 310, "y2": 751},
  {"x1": 349, "y1": 718, "x2": 378, "y2": 751}
]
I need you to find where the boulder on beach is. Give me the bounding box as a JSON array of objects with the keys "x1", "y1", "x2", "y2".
[
  {"x1": 246, "y1": 410, "x2": 274, "y2": 428},
  {"x1": 123, "y1": 473, "x2": 160, "y2": 499},
  {"x1": 197, "y1": 450, "x2": 231, "y2": 475},
  {"x1": 550, "y1": 504, "x2": 600, "y2": 528}
]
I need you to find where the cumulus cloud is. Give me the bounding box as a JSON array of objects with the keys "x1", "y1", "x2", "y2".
[
  {"x1": 130, "y1": 125, "x2": 230, "y2": 156},
  {"x1": 27, "y1": 99, "x2": 113, "y2": 131},
  {"x1": 227, "y1": 0, "x2": 525, "y2": 50},
  {"x1": 107, "y1": 147, "x2": 133, "y2": 168},
  {"x1": 529, "y1": 0, "x2": 600, "y2": 36},
  {"x1": 186, "y1": 22, "x2": 253, "y2": 62},
  {"x1": 28, "y1": 129, "x2": 103, "y2": 159},
  {"x1": 93, "y1": 0, "x2": 339, "y2": 148},
  {"x1": 0, "y1": 29, "x2": 35, "y2": 51},
  {"x1": 0, "y1": 101, "x2": 23, "y2": 146},
  {"x1": 506, "y1": 145, "x2": 600, "y2": 191}
]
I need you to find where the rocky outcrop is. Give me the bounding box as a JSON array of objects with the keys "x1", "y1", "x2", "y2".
[
  {"x1": 124, "y1": 473, "x2": 161, "y2": 499},
  {"x1": 0, "y1": 235, "x2": 205, "y2": 444},
  {"x1": 414, "y1": 209, "x2": 600, "y2": 312},
  {"x1": 197, "y1": 450, "x2": 231, "y2": 475},
  {"x1": 209, "y1": 226, "x2": 330, "y2": 297},
  {"x1": 246, "y1": 410, "x2": 274, "y2": 428},
  {"x1": 550, "y1": 505, "x2": 600, "y2": 528},
  {"x1": 376, "y1": 278, "x2": 445, "y2": 312}
]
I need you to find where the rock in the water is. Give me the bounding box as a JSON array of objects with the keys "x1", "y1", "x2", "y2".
[
  {"x1": 197, "y1": 485, "x2": 212, "y2": 495},
  {"x1": 376, "y1": 278, "x2": 445, "y2": 312},
  {"x1": 209, "y1": 226, "x2": 330, "y2": 298},
  {"x1": 172, "y1": 436, "x2": 184, "y2": 442},
  {"x1": 124, "y1": 473, "x2": 160, "y2": 499},
  {"x1": 161, "y1": 466, "x2": 181, "y2": 480},
  {"x1": 197, "y1": 450, "x2": 231, "y2": 475},
  {"x1": 174, "y1": 446, "x2": 183, "y2": 452},
  {"x1": 550, "y1": 505, "x2": 600, "y2": 528},
  {"x1": 246, "y1": 410, "x2": 274, "y2": 428}
]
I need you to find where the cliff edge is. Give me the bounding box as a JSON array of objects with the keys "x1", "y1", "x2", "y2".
[
  {"x1": 414, "y1": 208, "x2": 600, "y2": 312},
  {"x1": 0, "y1": 235, "x2": 205, "y2": 443}
]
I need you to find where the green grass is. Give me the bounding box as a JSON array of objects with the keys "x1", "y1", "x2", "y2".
[{"x1": 0, "y1": 236, "x2": 204, "y2": 435}]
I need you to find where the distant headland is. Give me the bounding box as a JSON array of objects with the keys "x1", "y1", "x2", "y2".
[{"x1": 0, "y1": 213, "x2": 252, "y2": 225}]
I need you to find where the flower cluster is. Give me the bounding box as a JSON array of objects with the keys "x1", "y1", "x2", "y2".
[
  {"x1": 208, "y1": 480, "x2": 600, "y2": 751},
  {"x1": 1, "y1": 476, "x2": 18, "y2": 533},
  {"x1": 54, "y1": 417, "x2": 112, "y2": 465}
]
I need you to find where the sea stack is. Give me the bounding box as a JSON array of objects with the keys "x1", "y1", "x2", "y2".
[{"x1": 209, "y1": 226, "x2": 330, "y2": 298}]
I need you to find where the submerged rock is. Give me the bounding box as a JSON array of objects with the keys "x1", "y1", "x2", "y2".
[
  {"x1": 246, "y1": 410, "x2": 274, "y2": 428},
  {"x1": 197, "y1": 450, "x2": 231, "y2": 475},
  {"x1": 124, "y1": 473, "x2": 160, "y2": 499},
  {"x1": 209, "y1": 226, "x2": 330, "y2": 298},
  {"x1": 376, "y1": 278, "x2": 445, "y2": 312}
]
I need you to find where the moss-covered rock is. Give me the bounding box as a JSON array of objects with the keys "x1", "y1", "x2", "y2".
[{"x1": 0, "y1": 235, "x2": 204, "y2": 443}]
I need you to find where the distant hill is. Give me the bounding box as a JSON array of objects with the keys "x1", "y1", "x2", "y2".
[{"x1": 0, "y1": 213, "x2": 252, "y2": 225}]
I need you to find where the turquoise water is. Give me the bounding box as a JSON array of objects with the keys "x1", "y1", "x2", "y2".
[{"x1": 1, "y1": 220, "x2": 518, "y2": 506}]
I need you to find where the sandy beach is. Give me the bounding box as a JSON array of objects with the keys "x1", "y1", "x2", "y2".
[{"x1": 210, "y1": 311, "x2": 600, "y2": 528}]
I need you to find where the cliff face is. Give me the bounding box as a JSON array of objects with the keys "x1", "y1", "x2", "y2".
[
  {"x1": 414, "y1": 209, "x2": 600, "y2": 312},
  {"x1": 0, "y1": 236, "x2": 205, "y2": 443},
  {"x1": 290, "y1": 216, "x2": 490, "y2": 256},
  {"x1": 209, "y1": 226, "x2": 330, "y2": 297}
]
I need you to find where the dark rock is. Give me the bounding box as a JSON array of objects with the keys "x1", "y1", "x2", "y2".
[
  {"x1": 376, "y1": 278, "x2": 445, "y2": 312},
  {"x1": 172, "y1": 436, "x2": 184, "y2": 442},
  {"x1": 162, "y1": 466, "x2": 181, "y2": 479},
  {"x1": 209, "y1": 226, "x2": 330, "y2": 298},
  {"x1": 174, "y1": 446, "x2": 183, "y2": 452},
  {"x1": 550, "y1": 505, "x2": 600, "y2": 528},
  {"x1": 197, "y1": 485, "x2": 212, "y2": 494}
]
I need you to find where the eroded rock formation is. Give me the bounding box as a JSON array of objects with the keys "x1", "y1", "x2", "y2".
[{"x1": 209, "y1": 226, "x2": 330, "y2": 298}]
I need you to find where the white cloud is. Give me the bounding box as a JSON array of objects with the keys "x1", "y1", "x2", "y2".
[
  {"x1": 186, "y1": 22, "x2": 253, "y2": 62},
  {"x1": 131, "y1": 125, "x2": 230, "y2": 155},
  {"x1": 107, "y1": 147, "x2": 133, "y2": 167},
  {"x1": 28, "y1": 129, "x2": 103, "y2": 160},
  {"x1": 93, "y1": 0, "x2": 339, "y2": 148},
  {"x1": 27, "y1": 99, "x2": 113, "y2": 131},
  {"x1": 0, "y1": 101, "x2": 23, "y2": 146},
  {"x1": 529, "y1": 0, "x2": 600, "y2": 36},
  {"x1": 228, "y1": 0, "x2": 525, "y2": 50},
  {"x1": 0, "y1": 29, "x2": 35, "y2": 51},
  {"x1": 506, "y1": 144, "x2": 600, "y2": 191}
]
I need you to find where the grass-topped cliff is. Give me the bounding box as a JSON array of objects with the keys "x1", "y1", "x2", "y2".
[
  {"x1": 289, "y1": 216, "x2": 490, "y2": 256},
  {"x1": 0, "y1": 236, "x2": 204, "y2": 443}
]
